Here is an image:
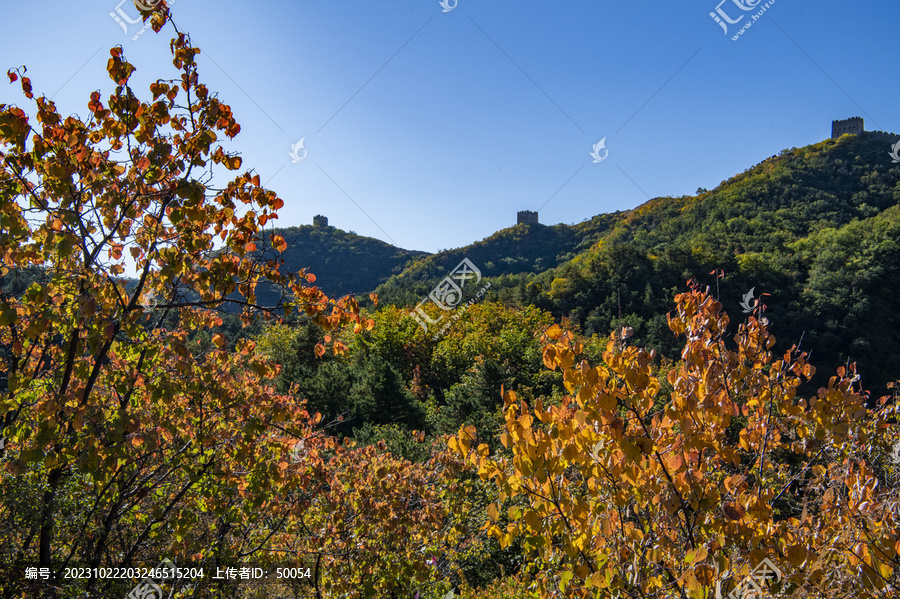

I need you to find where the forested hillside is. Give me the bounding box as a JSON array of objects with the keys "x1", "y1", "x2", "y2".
[
  {"x1": 371, "y1": 132, "x2": 900, "y2": 396},
  {"x1": 369, "y1": 212, "x2": 621, "y2": 309},
  {"x1": 254, "y1": 224, "x2": 428, "y2": 299}
]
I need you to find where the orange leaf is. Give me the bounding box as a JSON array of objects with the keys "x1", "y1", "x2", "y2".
[{"x1": 724, "y1": 474, "x2": 745, "y2": 494}]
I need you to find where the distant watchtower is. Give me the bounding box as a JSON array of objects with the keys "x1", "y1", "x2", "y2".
[
  {"x1": 313, "y1": 215, "x2": 328, "y2": 227},
  {"x1": 832, "y1": 117, "x2": 864, "y2": 138},
  {"x1": 517, "y1": 210, "x2": 538, "y2": 225}
]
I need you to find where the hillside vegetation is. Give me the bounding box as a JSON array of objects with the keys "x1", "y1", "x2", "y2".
[
  {"x1": 255, "y1": 224, "x2": 429, "y2": 299},
  {"x1": 368, "y1": 132, "x2": 900, "y2": 395}
]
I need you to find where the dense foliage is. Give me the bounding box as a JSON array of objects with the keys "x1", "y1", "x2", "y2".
[{"x1": 453, "y1": 283, "x2": 900, "y2": 598}]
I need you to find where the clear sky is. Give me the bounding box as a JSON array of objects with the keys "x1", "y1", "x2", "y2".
[{"x1": 1, "y1": 0, "x2": 896, "y2": 253}]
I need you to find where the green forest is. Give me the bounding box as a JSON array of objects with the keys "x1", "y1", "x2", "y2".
[{"x1": 2, "y1": 8, "x2": 900, "y2": 599}]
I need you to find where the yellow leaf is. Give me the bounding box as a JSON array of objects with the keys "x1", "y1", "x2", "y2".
[
  {"x1": 487, "y1": 503, "x2": 499, "y2": 522},
  {"x1": 621, "y1": 438, "x2": 642, "y2": 462},
  {"x1": 546, "y1": 324, "x2": 563, "y2": 340},
  {"x1": 574, "y1": 410, "x2": 587, "y2": 427},
  {"x1": 685, "y1": 546, "x2": 708, "y2": 564},
  {"x1": 682, "y1": 572, "x2": 700, "y2": 593},
  {"x1": 558, "y1": 571, "x2": 573, "y2": 592}
]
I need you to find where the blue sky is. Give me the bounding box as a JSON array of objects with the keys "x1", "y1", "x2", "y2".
[{"x1": 1, "y1": 0, "x2": 896, "y2": 253}]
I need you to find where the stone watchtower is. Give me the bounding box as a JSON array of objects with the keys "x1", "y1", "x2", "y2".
[
  {"x1": 313, "y1": 215, "x2": 328, "y2": 227},
  {"x1": 517, "y1": 210, "x2": 538, "y2": 225},
  {"x1": 832, "y1": 117, "x2": 864, "y2": 138}
]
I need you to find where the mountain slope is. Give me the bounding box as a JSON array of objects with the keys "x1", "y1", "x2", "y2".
[
  {"x1": 371, "y1": 213, "x2": 622, "y2": 309},
  {"x1": 371, "y1": 131, "x2": 900, "y2": 394},
  {"x1": 258, "y1": 225, "x2": 429, "y2": 299},
  {"x1": 520, "y1": 132, "x2": 900, "y2": 394}
]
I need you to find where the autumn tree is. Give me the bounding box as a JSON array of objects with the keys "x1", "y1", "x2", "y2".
[
  {"x1": 270, "y1": 438, "x2": 487, "y2": 599},
  {"x1": 452, "y1": 282, "x2": 900, "y2": 598},
  {"x1": 0, "y1": 5, "x2": 371, "y2": 597}
]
